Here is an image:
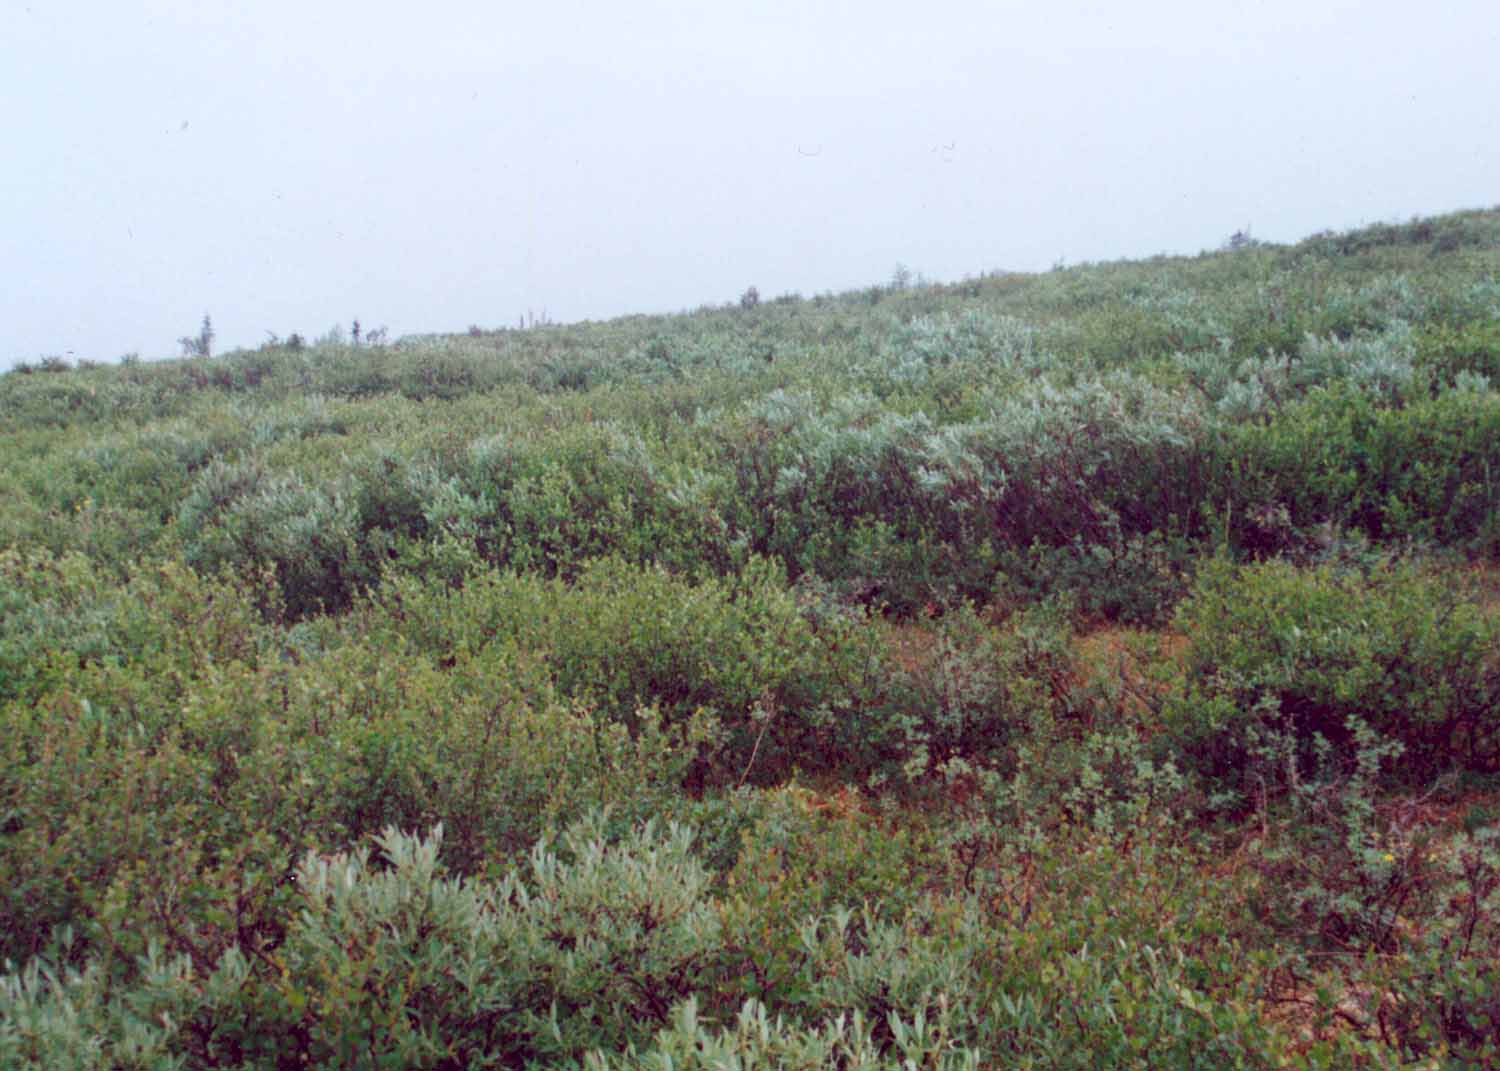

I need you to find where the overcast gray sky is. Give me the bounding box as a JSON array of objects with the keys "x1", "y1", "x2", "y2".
[{"x1": 4, "y1": 0, "x2": 1497, "y2": 363}]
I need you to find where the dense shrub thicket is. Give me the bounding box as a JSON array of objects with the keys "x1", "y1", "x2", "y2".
[{"x1": 3, "y1": 207, "x2": 1499, "y2": 1066}]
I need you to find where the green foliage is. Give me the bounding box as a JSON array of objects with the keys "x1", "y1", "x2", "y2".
[
  {"x1": 2, "y1": 818, "x2": 1314, "y2": 1070},
  {"x1": 714, "y1": 785, "x2": 939, "y2": 1008},
  {"x1": 177, "y1": 458, "x2": 363, "y2": 617},
  {"x1": 588, "y1": 996, "x2": 979, "y2": 1071},
  {"x1": 1234, "y1": 748, "x2": 1500, "y2": 1063},
  {"x1": 1377, "y1": 826, "x2": 1500, "y2": 1063},
  {"x1": 1218, "y1": 385, "x2": 1500, "y2": 554},
  {"x1": 714, "y1": 371, "x2": 1208, "y2": 613},
  {"x1": 5, "y1": 206, "x2": 1500, "y2": 1066},
  {"x1": 1415, "y1": 318, "x2": 1500, "y2": 392},
  {"x1": 1240, "y1": 711, "x2": 1416, "y2": 951},
  {"x1": 1167, "y1": 558, "x2": 1500, "y2": 797},
  {"x1": 997, "y1": 526, "x2": 1195, "y2": 626},
  {"x1": 0, "y1": 820, "x2": 724, "y2": 1068},
  {"x1": 357, "y1": 557, "x2": 891, "y2": 782},
  {"x1": 0, "y1": 561, "x2": 700, "y2": 970},
  {"x1": 879, "y1": 600, "x2": 1075, "y2": 774}
]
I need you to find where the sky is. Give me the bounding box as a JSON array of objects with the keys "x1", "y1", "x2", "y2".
[{"x1": 3, "y1": 0, "x2": 1498, "y2": 364}]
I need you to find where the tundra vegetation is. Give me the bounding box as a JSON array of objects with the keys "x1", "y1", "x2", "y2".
[{"x1": 2, "y1": 208, "x2": 1500, "y2": 1068}]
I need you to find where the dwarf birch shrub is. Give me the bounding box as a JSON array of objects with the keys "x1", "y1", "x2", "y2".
[
  {"x1": 1167, "y1": 558, "x2": 1500, "y2": 799},
  {"x1": 1218, "y1": 384, "x2": 1500, "y2": 552},
  {"x1": 0, "y1": 812, "x2": 1322, "y2": 1069},
  {"x1": 1235, "y1": 709, "x2": 1419, "y2": 952},
  {"x1": 0, "y1": 373, "x2": 128, "y2": 430},
  {"x1": 62, "y1": 432, "x2": 209, "y2": 522},
  {"x1": 0, "y1": 551, "x2": 266, "y2": 709},
  {"x1": 5, "y1": 206, "x2": 1500, "y2": 1071},
  {"x1": 457, "y1": 423, "x2": 730, "y2": 578},
  {"x1": 713, "y1": 786, "x2": 941, "y2": 1010},
  {"x1": 995, "y1": 525, "x2": 1196, "y2": 626},
  {"x1": 359, "y1": 556, "x2": 891, "y2": 782},
  {"x1": 879, "y1": 601, "x2": 1073, "y2": 773},
  {"x1": 345, "y1": 444, "x2": 441, "y2": 561},
  {"x1": 0, "y1": 561, "x2": 272, "y2": 965},
  {"x1": 1377, "y1": 826, "x2": 1500, "y2": 1064},
  {"x1": 787, "y1": 824, "x2": 1296, "y2": 1067},
  {"x1": 0, "y1": 550, "x2": 121, "y2": 706},
  {"x1": 0, "y1": 555, "x2": 702, "y2": 969},
  {"x1": 1, "y1": 656, "x2": 698, "y2": 977},
  {"x1": 422, "y1": 650, "x2": 707, "y2": 869}
]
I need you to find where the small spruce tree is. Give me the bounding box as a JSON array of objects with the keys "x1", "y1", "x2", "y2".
[{"x1": 178, "y1": 313, "x2": 214, "y2": 357}]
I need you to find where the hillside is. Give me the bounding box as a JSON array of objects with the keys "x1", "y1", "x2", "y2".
[{"x1": 2, "y1": 208, "x2": 1499, "y2": 1067}]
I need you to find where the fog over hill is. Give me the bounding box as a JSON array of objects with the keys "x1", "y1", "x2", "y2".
[{"x1": 4, "y1": 0, "x2": 1498, "y2": 365}]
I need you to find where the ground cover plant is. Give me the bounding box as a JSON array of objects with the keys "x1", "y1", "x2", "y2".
[{"x1": 2, "y1": 207, "x2": 1499, "y2": 1067}]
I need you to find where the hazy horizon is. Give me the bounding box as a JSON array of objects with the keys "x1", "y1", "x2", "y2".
[{"x1": 5, "y1": 0, "x2": 1497, "y2": 365}]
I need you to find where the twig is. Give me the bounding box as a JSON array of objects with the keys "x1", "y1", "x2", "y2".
[{"x1": 737, "y1": 696, "x2": 776, "y2": 788}]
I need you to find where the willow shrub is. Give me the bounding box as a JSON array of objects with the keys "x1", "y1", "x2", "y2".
[
  {"x1": 176, "y1": 457, "x2": 364, "y2": 617},
  {"x1": 714, "y1": 374, "x2": 1210, "y2": 615},
  {"x1": 0, "y1": 555, "x2": 702, "y2": 969},
  {"x1": 2, "y1": 817, "x2": 1314, "y2": 1071},
  {"x1": 1415, "y1": 318, "x2": 1500, "y2": 392}
]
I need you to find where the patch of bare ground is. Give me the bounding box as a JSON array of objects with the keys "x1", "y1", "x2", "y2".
[
  {"x1": 1467, "y1": 558, "x2": 1500, "y2": 614},
  {"x1": 882, "y1": 619, "x2": 942, "y2": 675},
  {"x1": 1071, "y1": 626, "x2": 1186, "y2": 728}
]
